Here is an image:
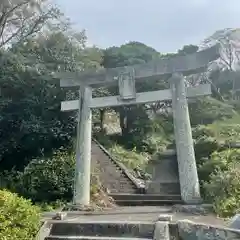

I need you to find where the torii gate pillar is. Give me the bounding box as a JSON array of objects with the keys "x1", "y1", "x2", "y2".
[
  {"x1": 170, "y1": 73, "x2": 201, "y2": 204},
  {"x1": 74, "y1": 86, "x2": 92, "y2": 206}
]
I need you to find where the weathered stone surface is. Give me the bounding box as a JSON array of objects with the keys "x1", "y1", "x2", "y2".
[
  {"x1": 157, "y1": 214, "x2": 173, "y2": 222},
  {"x1": 61, "y1": 84, "x2": 211, "y2": 111},
  {"x1": 74, "y1": 86, "x2": 92, "y2": 206},
  {"x1": 178, "y1": 220, "x2": 240, "y2": 240},
  {"x1": 153, "y1": 221, "x2": 170, "y2": 240},
  {"x1": 146, "y1": 149, "x2": 180, "y2": 195},
  {"x1": 172, "y1": 204, "x2": 213, "y2": 215},
  {"x1": 52, "y1": 212, "x2": 67, "y2": 220},
  {"x1": 49, "y1": 221, "x2": 155, "y2": 238},
  {"x1": 228, "y1": 214, "x2": 240, "y2": 229},
  {"x1": 36, "y1": 221, "x2": 52, "y2": 240},
  {"x1": 59, "y1": 44, "x2": 219, "y2": 87},
  {"x1": 146, "y1": 181, "x2": 181, "y2": 195},
  {"x1": 170, "y1": 73, "x2": 201, "y2": 204}
]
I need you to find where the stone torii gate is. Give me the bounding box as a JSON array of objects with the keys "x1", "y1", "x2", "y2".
[{"x1": 59, "y1": 45, "x2": 219, "y2": 206}]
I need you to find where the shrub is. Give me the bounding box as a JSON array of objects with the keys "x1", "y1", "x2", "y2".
[
  {"x1": 208, "y1": 115, "x2": 240, "y2": 142},
  {"x1": 192, "y1": 125, "x2": 215, "y2": 139},
  {"x1": 203, "y1": 162, "x2": 240, "y2": 217},
  {"x1": 198, "y1": 149, "x2": 240, "y2": 184},
  {"x1": 0, "y1": 189, "x2": 40, "y2": 240},
  {"x1": 194, "y1": 136, "x2": 220, "y2": 163},
  {"x1": 189, "y1": 97, "x2": 236, "y2": 126},
  {"x1": 37, "y1": 200, "x2": 66, "y2": 212},
  {"x1": 18, "y1": 149, "x2": 75, "y2": 202}
]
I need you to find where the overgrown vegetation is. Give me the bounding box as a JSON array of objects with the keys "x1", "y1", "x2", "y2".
[{"x1": 204, "y1": 161, "x2": 240, "y2": 217}]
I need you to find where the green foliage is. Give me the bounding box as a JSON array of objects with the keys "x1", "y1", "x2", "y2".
[
  {"x1": 0, "y1": 189, "x2": 41, "y2": 240},
  {"x1": 17, "y1": 150, "x2": 75, "y2": 202},
  {"x1": 189, "y1": 97, "x2": 236, "y2": 125},
  {"x1": 204, "y1": 161, "x2": 240, "y2": 217},
  {"x1": 192, "y1": 117, "x2": 240, "y2": 202},
  {"x1": 37, "y1": 200, "x2": 66, "y2": 212},
  {"x1": 109, "y1": 144, "x2": 150, "y2": 170},
  {"x1": 0, "y1": 31, "x2": 103, "y2": 171},
  {"x1": 141, "y1": 133, "x2": 171, "y2": 153},
  {"x1": 194, "y1": 136, "x2": 221, "y2": 163},
  {"x1": 102, "y1": 42, "x2": 164, "y2": 151},
  {"x1": 192, "y1": 125, "x2": 215, "y2": 139},
  {"x1": 0, "y1": 49, "x2": 74, "y2": 169},
  {"x1": 102, "y1": 41, "x2": 160, "y2": 68},
  {"x1": 177, "y1": 44, "x2": 199, "y2": 55},
  {"x1": 192, "y1": 125, "x2": 220, "y2": 162},
  {"x1": 208, "y1": 115, "x2": 240, "y2": 142},
  {"x1": 198, "y1": 149, "x2": 239, "y2": 184},
  {"x1": 140, "y1": 114, "x2": 174, "y2": 153}
]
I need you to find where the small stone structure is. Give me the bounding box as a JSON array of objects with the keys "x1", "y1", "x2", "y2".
[{"x1": 146, "y1": 149, "x2": 181, "y2": 195}]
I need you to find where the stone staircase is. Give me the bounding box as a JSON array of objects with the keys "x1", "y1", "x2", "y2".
[
  {"x1": 91, "y1": 139, "x2": 140, "y2": 194},
  {"x1": 109, "y1": 193, "x2": 183, "y2": 206},
  {"x1": 91, "y1": 139, "x2": 183, "y2": 206}
]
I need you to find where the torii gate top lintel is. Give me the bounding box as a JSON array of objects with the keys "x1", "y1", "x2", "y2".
[{"x1": 59, "y1": 44, "x2": 219, "y2": 88}]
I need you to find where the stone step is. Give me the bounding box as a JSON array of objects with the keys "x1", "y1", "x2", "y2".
[
  {"x1": 48, "y1": 221, "x2": 155, "y2": 239},
  {"x1": 110, "y1": 193, "x2": 183, "y2": 206},
  {"x1": 145, "y1": 182, "x2": 181, "y2": 195},
  {"x1": 110, "y1": 193, "x2": 182, "y2": 201},
  {"x1": 113, "y1": 199, "x2": 183, "y2": 206},
  {"x1": 45, "y1": 236, "x2": 151, "y2": 240}
]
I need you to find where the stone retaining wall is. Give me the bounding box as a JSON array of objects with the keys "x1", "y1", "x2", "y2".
[
  {"x1": 155, "y1": 220, "x2": 240, "y2": 240},
  {"x1": 177, "y1": 220, "x2": 240, "y2": 240}
]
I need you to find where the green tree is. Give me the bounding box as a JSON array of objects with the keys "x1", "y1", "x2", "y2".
[
  {"x1": 0, "y1": 31, "x2": 103, "y2": 170},
  {"x1": 18, "y1": 149, "x2": 75, "y2": 202},
  {"x1": 177, "y1": 44, "x2": 199, "y2": 55}
]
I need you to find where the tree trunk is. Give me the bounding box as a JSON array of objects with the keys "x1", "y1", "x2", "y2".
[{"x1": 119, "y1": 107, "x2": 129, "y2": 137}]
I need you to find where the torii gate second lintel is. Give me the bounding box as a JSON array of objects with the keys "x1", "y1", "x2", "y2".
[{"x1": 60, "y1": 45, "x2": 220, "y2": 206}]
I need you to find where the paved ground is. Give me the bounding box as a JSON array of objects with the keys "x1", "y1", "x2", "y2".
[{"x1": 42, "y1": 206, "x2": 227, "y2": 226}]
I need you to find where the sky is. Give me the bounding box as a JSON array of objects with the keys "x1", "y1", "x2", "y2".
[{"x1": 54, "y1": 0, "x2": 240, "y2": 53}]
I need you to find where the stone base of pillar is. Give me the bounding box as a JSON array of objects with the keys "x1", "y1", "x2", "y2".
[
  {"x1": 183, "y1": 199, "x2": 203, "y2": 205},
  {"x1": 146, "y1": 181, "x2": 180, "y2": 195}
]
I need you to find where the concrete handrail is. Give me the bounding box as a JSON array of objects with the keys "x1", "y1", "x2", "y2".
[{"x1": 36, "y1": 221, "x2": 52, "y2": 240}]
